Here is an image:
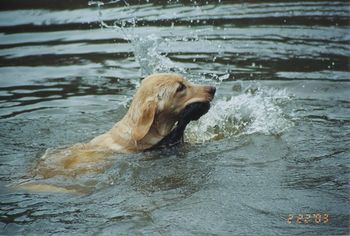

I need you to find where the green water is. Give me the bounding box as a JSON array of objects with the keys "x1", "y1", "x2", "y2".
[{"x1": 0, "y1": 0, "x2": 349, "y2": 235}]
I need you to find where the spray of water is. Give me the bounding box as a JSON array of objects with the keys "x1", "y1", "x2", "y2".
[{"x1": 131, "y1": 35, "x2": 187, "y2": 76}]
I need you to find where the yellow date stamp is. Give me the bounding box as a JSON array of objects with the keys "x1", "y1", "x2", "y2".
[{"x1": 287, "y1": 213, "x2": 329, "y2": 224}]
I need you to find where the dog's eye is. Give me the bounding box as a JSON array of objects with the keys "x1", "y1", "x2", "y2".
[{"x1": 176, "y1": 83, "x2": 186, "y2": 93}]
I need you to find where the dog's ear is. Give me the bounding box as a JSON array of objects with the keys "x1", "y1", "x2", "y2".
[{"x1": 131, "y1": 99, "x2": 157, "y2": 142}]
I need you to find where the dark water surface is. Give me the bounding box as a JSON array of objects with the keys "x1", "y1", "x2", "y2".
[{"x1": 0, "y1": 0, "x2": 349, "y2": 235}]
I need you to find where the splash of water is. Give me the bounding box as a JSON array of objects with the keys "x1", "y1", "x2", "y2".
[
  {"x1": 131, "y1": 35, "x2": 187, "y2": 76},
  {"x1": 88, "y1": 1, "x2": 185, "y2": 76},
  {"x1": 87, "y1": 1, "x2": 225, "y2": 79},
  {"x1": 185, "y1": 85, "x2": 293, "y2": 143}
]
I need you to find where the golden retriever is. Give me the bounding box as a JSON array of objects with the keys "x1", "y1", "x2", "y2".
[{"x1": 18, "y1": 73, "x2": 215, "y2": 193}]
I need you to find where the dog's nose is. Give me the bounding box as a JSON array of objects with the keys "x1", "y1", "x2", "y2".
[{"x1": 209, "y1": 86, "x2": 216, "y2": 96}]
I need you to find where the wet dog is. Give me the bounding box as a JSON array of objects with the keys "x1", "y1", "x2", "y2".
[{"x1": 19, "y1": 73, "x2": 215, "y2": 192}]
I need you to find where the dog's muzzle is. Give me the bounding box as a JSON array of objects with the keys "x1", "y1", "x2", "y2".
[
  {"x1": 148, "y1": 86, "x2": 215, "y2": 150},
  {"x1": 180, "y1": 85, "x2": 215, "y2": 121}
]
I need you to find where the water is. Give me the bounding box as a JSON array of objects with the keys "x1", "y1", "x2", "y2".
[{"x1": 0, "y1": 0, "x2": 349, "y2": 235}]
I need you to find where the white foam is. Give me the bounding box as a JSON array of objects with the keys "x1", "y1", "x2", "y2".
[{"x1": 185, "y1": 86, "x2": 293, "y2": 143}]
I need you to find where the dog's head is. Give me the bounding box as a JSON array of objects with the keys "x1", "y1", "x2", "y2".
[{"x1": 127, "y1": 73, "x2": 216, "y2": 142}]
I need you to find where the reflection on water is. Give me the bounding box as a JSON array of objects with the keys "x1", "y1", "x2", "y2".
[{"x1": 0, "y1": 0, "x2": 349, "y2": 235}]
